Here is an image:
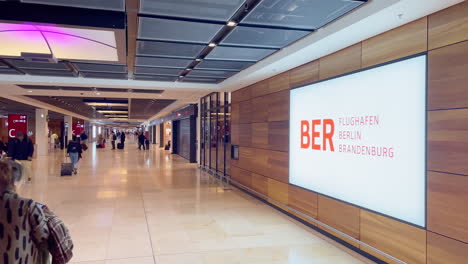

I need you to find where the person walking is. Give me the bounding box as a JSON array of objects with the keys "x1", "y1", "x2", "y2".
[
  {"x1": 120, "y1": 132, "x2": 126, "y2": 149},
  {"x1": 138, "y1": 132, "x2": 146, "y2": 150},
  {"x1": 67, "y1": 136, "x2": 82, "y2": 175},
  {"x1": 0, "y1": 160, "x2": 74, "y2": 264},
  {"x1": 7, "y1": 131, "x2": 34, "y2": 181},
  {"x1": 111, "y1": 132, "x2": 117, "y2": 150},
  {"x1": 0, "y1": 159, "x2": 50, "y2": 263}
]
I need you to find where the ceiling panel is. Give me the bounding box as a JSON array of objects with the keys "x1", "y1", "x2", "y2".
[
  {"x1": 22, "y1": 0, "x2": 125, "y2": 11},
  {"x1": 182, "y1": 77, "x2": 224, "y2": 84},
  {"x1": 137, "y1": 40, "x2": 205, "y2": 59},
  {"x1": 80, "y1": 72, "x2": 128, "y2": 79},
  {"x1": 6, "y1": 59, "x2": 69, "y2": 70},
  {"x1": 27, "y1": 96, "x2": 105, "y2": 119},
  {"x1": 139, "y1": 17, "x2": 223, "y2": 44},
  {"x1": 222, "y1": 26, "x2": 310, "y2": 48},
  {"x1": 187, "y1": 69, "x2": 237, "y2": 78},
  {"x1": 0, "y1": 61, "x2": 8, "y2": 68},
  {"x1": 242, "y1": 0, "x2": 365, "y2": 30},
  {"x1": 196, "y1": 60, "x2": 255, "y2": 71},
  {"x1": 136, "y1": 57, "x2": 192, "y2": 68},
  {"x1": 206, "y1": 46, "x2": 277, "y2": 61},
  {"x1": 0, "y1": 68, "x2": 22, "y2": 74},
  {"x1": 135, "y1": 67, "x2": 183, "y2": 76},
  {"x1": 73, "y1": 62, "x2": 126, "y2": 73},
  {"x1": 132, "y1": 88, "x2": 165, "y2": 94},
  {"x1": 130, "y1": 98, "x2": 176, "y2": 119},
  {"x1": 139, "y1": 0, "x2": 245, "y2": 21},
  {"x1": 23, "y1": 69, "x2": 76, "y2": 77},
  {"x1": 134, "y1": 75, "x2": 178, "y2": 82}
]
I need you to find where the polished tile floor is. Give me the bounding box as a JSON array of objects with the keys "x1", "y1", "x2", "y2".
[{"x1": 17, "y1": 141, "x2": 375, "y2": 264}]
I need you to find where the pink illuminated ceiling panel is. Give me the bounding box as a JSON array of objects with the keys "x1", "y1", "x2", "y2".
[{"x1": 0, "y1": 22, "x2": 118, "y2": 62}]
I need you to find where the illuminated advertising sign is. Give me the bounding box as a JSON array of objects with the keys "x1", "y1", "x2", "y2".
[{"x1": 289, "y1": 55, "x2": 427, "y2": 226}]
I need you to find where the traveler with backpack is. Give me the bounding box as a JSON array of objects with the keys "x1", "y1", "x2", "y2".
[{"x1": 67, "y1": 136, "x2": 82, "y2": 175}]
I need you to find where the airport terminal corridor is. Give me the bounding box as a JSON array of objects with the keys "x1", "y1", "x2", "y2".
[{"x1": 16, "y1": 142, "x2": 373, "y2": 264}]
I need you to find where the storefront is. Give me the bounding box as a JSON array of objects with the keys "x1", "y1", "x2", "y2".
[
  {"x1": 150, "y1": 104, "x2": 197, "y2": 163},
  {"x1": 199, "y1": 92, "x2": 231, "y2": 177}
]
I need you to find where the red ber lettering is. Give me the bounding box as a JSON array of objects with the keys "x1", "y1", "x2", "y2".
[{"x1": 300, "y1": 119, "x2": 335, "y2": 152}]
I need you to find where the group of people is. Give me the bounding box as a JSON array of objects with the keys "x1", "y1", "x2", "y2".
[
  {"x1": 138, "y1": 132, "x2": 150, "y2": 150},
  {"x1": 110, "y1": 131, "x2": 126, "y2": 150}
]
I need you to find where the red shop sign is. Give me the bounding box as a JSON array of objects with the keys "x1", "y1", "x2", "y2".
[
  {"x1": 8, "y1": 114, "x2": 27, "y2": 139},
  {"x1": 72, "y1": 122, "x2": 85, "y2": 135}
]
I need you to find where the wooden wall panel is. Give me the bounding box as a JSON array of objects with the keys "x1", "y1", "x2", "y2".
[
  {"x1": 360, "y1": 210, "x2": 426, "y2": 264},
  {"x1": 319, "y1": 43, "x2": 361, "y2": 80},
  {"x1": 428, "y1": 171, "x2": 468, "y2": 243},
  {"x1": 238, "y1": 100, "x2": 252, "y2": 124},
  {"x1": 232, "y1": 86, "x2": 251, "y2": 103},
  {"x1": 267, "y1": 90, "x2": 289, "y2": 122},
  {"x1": 362, "y1": 18, "x2": 427, "y2": 68},
  {"x1": 268, "y1": 121, "x2": 289, "y2": 152},
  {"x1": 288, "y1": 185, "x2": 318, "y2": 219},
  {"x1": 250, "y1": 80, "x2": 269, "y2": 99},
  {"x1": 251, "y1": 173, "x2": 268, "y2": 196},
  {"x1": 428, "y1": 41, "x2": 468, "y2": 110},
  {"x1": 267, "y1": 150, "x2": 288, "y2": 183},
  {"x1": 251, "y1": 123, "x2": 268, "y2": 149},
  {"x1": 231, "y1": 124, "x2": 239, "y2": 145},
  {"x1": 428, "y1": 1, "x2": 468, "y2": 50},
  {"x1": 231, "y1": 103, "x2": 239, "y2": 125},
  {"x1": 268, "y1": 178, "x2": 288, "y2": 205},
  {"x1": 238, "y1": 123, "x2": 252, "y2": 146},
  {"x1": 269, "y1": 72, "x2": 290, "y2": 94},
  {"x1": 289, "y1": 60, "x2": 319, "y2": 88},
  {"x1": 428, "y1": 109, "x2": 468, "y2": 175},
  {"x1": 231, "y1": 166, "x2": 252, "y2": 188},
  {"x1": 318, "y1": 195, "x2": 360, "y2": 247},
  {"x1": 427, "y1": 231, "x2": 468, "y2": 264},
  {"x1": 251, "y1": 96, "x2": 269, "y2": 123}
]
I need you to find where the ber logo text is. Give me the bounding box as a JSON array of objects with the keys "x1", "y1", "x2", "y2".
[{"x1": 299, "y1": 115, "x2": 395, "y2": 158}]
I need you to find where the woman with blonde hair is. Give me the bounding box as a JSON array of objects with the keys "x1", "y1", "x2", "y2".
[{"x1": 0, "y1": 160, "x2": 49, "y2": 263}]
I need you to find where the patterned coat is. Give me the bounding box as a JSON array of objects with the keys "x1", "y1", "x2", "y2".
[{"x1": 0, "y1": 191, "x2": 49, "y2": 264}]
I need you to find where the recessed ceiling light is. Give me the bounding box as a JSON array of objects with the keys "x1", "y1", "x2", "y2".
[
  {"x1": 227, "y1": 21, "x2": 237, "y2": 27},
  {"x1": 179, "y1": 75, "x2": 184, "y2": 78},
  {"x1": 27, "y1": 90, "x2": 33, "y2": 93},
  {"x1": 208, "y1": 43, "x2": 217, "y2": 47},
  {"x1": 186, "y1": 68, "x2": 192, "y2": 71},
  {"x1": 195, "y1": 58, "x2": 203, "y2": 62},
  {"x1": 96, "y1": 92, "x2": 101, "y2": 95}
]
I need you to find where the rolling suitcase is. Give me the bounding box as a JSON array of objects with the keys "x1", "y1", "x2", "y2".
[
  {"x1": 61, "y1": 162, "x2": 73, "y2": 176},
  {"x1": 117, "y1": 143, "x2": 123, "y2": 149}
]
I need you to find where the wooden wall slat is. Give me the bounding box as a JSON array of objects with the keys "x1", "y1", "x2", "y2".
[
  {"x1": 268, "y1": 178, "x2": 289, "y2": 205},
  {"x1": 251, "y1": 96, "x2": 269, "y2": 123},
  {"x1": 239, "y1": 123, "x2": 252, "y2": 146},
  {"x1": 267, "y1": 150, "x2": 289, "y2": 183},
  {"x1": 427, "y1": 231, "x2": 468, "y2": 264},
  {"x1": 428, "y1": 41, "x2": 468, "y2": 110},
  {"x1": 231, "y1": 103, "x2": 239, "y2": 125},
  {"x1": 288, "y1": 185, "x2": 318, "y2": 219},
  {"x1": 318, "y1": 195, "x2": 360, "y2": 247},
  {"x1": 428, "y1": 1, "x2": 468, "y2": 50},
  {"x1": 238, "y1": 100, "x2": 252, "y2": 124},
  {"x1": 267, "y1": 90, "x2": 289, "y2": 122},
  {"x1": 428, "y1": 109, "x2": 468, "y2": 175},
  {"x1": 362, "y1": 18, "x2": 428, "y2": 68},
  {"x1": 268, "y1": 121, "x2": 289, "y2": 152},
  {"x1": 428, "y1": 171, "x2": 468, "y2": 243},
  {"x1": 250, "y1": 80, "x2": 270, "y2": 99},
  {"x1": 290, "y1": 60, "x2": 319, "y2": 88},
  {"x1": 232, "y1": 86, "x2": 251, "y2": 103},
  {"x1": 360, "y1": 210, "x2": 426, "y2": 264},
  {"x1": 251, "y1": 173, "x2": 268, "y2": 196},
  {"x1": 269, "y1": 72, "x2": 290, "y2": 94},
  {"x1": 231, "y1": 166, "x2": 252, "y2": 188},
  {"x1": 319, "y1": 43, "x2": 361, "y2": 80},
  {"x1": 251, "y1": 123, "x2": 268, "y2": 149},
  {"x1": 231, "y1": 124, "x2": 239, "y2": 145}
]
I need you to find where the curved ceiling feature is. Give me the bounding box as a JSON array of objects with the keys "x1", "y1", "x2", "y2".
[{"x1": 0, "y1": 22, "x2": 118, "y2": 61}]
